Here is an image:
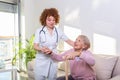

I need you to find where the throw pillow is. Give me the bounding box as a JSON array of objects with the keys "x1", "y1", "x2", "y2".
[
  {"x1": 112, "y1": 56, "x2": 120, "y2": 76},
  {"x1": 93, "y1": 54, "x2": 118, "y2": 80}
]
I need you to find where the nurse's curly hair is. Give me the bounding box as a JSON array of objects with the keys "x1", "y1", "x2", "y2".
[{"x1": 40, "y1": 8, "x2": 60, "y2": 26}]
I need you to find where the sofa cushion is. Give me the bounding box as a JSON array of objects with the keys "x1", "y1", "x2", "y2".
[
  {"x1": 93, "y1": 54, "x2": 118, "y2": 80},
  {"x1": 57, "y1": 69, "x2": 66, "y2": 77},
  {"x1": 109, "y1": 75, "x2": 120, "y2": 80},
  {"x1": 112, "y1": 56, "x2": 120, "y2": 76},
  {"x1": 58, "y1": 61, "x2": 70, "y2": 73}
]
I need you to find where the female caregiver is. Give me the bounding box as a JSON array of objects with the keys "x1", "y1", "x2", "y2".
[{"x1": 34, "y1": 8, "x2": 74, "y2": 80}]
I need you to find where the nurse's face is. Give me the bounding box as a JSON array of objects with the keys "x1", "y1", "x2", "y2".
[
  {"x1": 74, "y1": 36, "x2": 84, "y2": 50},
  {"x1": 46, "y1": 16, "x2": 56, "y2": 29}
]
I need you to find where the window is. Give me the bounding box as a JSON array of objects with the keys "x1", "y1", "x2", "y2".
[
  {"x1": 93, "y1": 33, "x2": 116, "y2": 55},
  {"x1": 0, "y1": 2, "x2": 18, "y2": 62},
  {"x1": 64, "y1": 25, "x2": 81, "y2": 50}
]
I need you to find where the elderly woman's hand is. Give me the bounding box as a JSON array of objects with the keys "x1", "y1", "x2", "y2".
[
  {"x1": 63, "y1": 51, "x2": 81, "y2": 60},
  {"x1": 63, "y1": 53, "x2": 75, "y2": 60}
]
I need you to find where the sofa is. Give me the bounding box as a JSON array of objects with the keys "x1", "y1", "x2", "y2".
[{"x1": 27, "y1": 54, "x2": 120, "y2": 80}]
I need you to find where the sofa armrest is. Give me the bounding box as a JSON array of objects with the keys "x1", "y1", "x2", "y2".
[{"x1": 108, "y1": 75, "x2": 120, "y2": 80}]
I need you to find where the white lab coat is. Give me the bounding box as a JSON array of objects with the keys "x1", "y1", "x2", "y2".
[{"x1": 34, "y1": 26, "x2": 68, "y2": 80}]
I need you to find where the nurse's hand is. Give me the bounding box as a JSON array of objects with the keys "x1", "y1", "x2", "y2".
[
  {"x1": 45, "y1": 47, "x2": 52, "y2": 54},
  {"x1": 40, "y1": 47, "x2": 47, "y2": 53},
  {"x1": 41, "y1": 47, "x2": 52, "y2": 55}
]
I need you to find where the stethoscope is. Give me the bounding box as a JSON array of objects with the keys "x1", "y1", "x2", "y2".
[{"x1": 39, "y1": 26, "x2": 58, "y2": 43}]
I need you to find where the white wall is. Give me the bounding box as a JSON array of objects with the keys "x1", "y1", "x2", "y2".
[{"x1": 23, "y1": 0, "x2": 120, "y2": 55}]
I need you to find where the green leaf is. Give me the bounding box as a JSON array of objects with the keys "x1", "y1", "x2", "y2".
[{"x1": 12, "y1": 34, "x2": 36, "y2": 69}]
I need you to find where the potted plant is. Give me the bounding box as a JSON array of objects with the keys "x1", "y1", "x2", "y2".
[{"x1": 12, "y1": 35, "x2": 36, "y2": 72}]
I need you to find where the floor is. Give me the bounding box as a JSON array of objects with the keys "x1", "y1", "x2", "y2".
[
  {"x1": 0, "y1": 61, "x2": 28, "y2": 80},
  {"x1": 0, "y1": 71, "x2": 28, "y2": 80}
]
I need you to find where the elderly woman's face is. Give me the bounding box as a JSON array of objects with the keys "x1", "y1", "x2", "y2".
[
  {"x1": 46, "y1": 16, "x2": 56, "y2": 28},
  {"x1": 74, "y1": 36, "x2": 84, "y2": 50}
]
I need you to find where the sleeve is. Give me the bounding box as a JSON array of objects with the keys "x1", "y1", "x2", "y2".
[
  {"x1": 80, "y1": 50, "x2": 95, "y2": 66},
  {"x1": 50, "y1": 49, "x2": 72, "y2": 61},
  {"x1": 34, "y1": 29, "x2": 40, "y2": 43},
  {"x1": 58, "y1": 28, "x2": 69, "y2": 41}
]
